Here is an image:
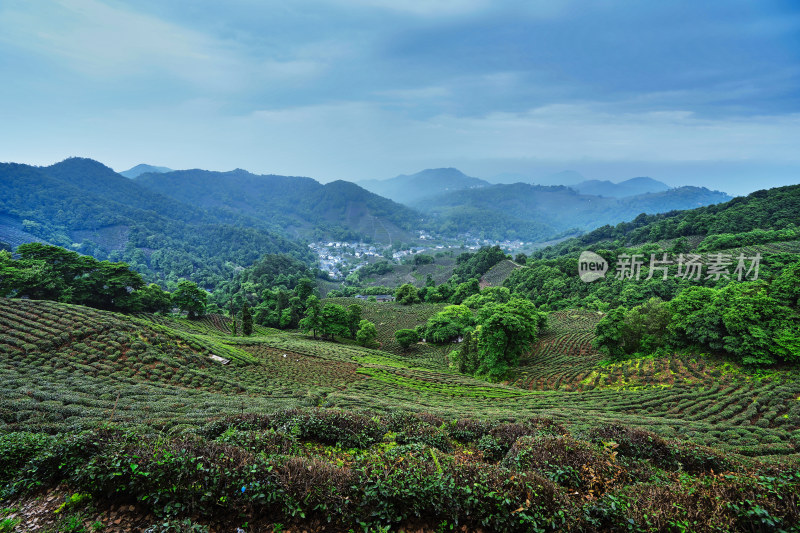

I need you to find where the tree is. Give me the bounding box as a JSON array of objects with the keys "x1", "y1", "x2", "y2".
[
  {"x1": 347, "y1": 304, "x2": 363, "y2": 338},
  {"x1": 668, "y1": 286, "x2": 726, "y2": 353},
  {"x1": 514, "y1": 253, "x2": 527, "y2": 265},
  {"x1": 475, "y1": 298, "x2": 545, "y2": 379},
  {"x1": 450, "y1": 278, "x2": 480, "y2": 304},
  {"x1": 295, "y1": 277, "x2": 316, "y2": 304},
  {"x1": 593, "y1": 307, "x2": 628, "y2": 359},
  {"x1": 395, "y1": 283, "x2": 421, "y2": 305},
  {"x1": 425, "y1": 305, "x2": 474, "y2": 344},
  {"x1": 625, "y1": 298, "x2": 672, "y2": 354},
  {"x1": 412, "y1": 254, "x2": 434, "y2": 265},
  {"x1": 356, "y1": 319, "x2": 378, "y2": 348},
  {"x1": 718, "y1": 282, "x2": 787, "y2": 366},
  {"x1": 453, "y1": 246, "x2": 508, "y2": 281},
  {"x1": 241, "y1": 303, "x2": 253, "y2": 336},
  {"x1": 82, "y1": 260, "x2": 145, "y2": 311},
  {"x1": 298, "y1": 295, "x2": 323, "y2": 338},
  {"x1": 461, "y1": 286, "x2": 511, "y2": 309},
  {"x1": 279, "y1": 308, "x2": 293, "y2": 329},
  {"x1": 450, "y1": 330, "x2": 480, "y2": 374},
  {"x1": 320, "y1": 303, "x2": 350, "y2": 339},
  {"x1": 395, "y1": 328, "x2": 419, "y2": 351},
  {"x1": 138, "y1": 283, "x2": 172, "y2": 314},
  {"x1": 771, "y1": 260, "x2": 800, "y2": 308},
  {"x1": 172, "y1": 280, "x2": 208, "y2": 319}
]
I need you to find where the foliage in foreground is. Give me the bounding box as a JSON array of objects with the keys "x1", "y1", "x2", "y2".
[{"x1": 1, "y1": 408, "x2": 798, "y2": 532}]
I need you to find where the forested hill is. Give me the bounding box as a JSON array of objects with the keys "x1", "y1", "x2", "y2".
[
  {"x1": 135, "y1": 168, "x2": 422, "y2": 244},
  {"x1": 536, "y1": 182, "x2": 800, "y2": 258},
  {"x1": 414, "y1": 182, "x2": 731, "y2": 241},
  {"x1": 0, "y1": 158, "x2": 312, "y2": 288}
]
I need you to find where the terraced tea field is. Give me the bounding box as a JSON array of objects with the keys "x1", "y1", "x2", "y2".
[
  {"x1": 1, "y1": 298, "x2": 799, "y2": 460},
  {"x1": 480, "y1": 258, "x2": 523, "y2": 286},
  {"x1": 513, "y1": 309, "x2": 603, "y2": 391},
  {"x1": 324, "y1": 297, "x2": 448, "y2": 358}
]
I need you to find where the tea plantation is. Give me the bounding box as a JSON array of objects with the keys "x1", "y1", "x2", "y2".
[{"x1": 1, "y1": 297, "x2": 799, "y2": 531}]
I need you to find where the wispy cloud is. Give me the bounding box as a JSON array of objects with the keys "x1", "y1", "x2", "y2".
[{"x1": 0, "y1": 0, "x2": 798, "y2": 194}]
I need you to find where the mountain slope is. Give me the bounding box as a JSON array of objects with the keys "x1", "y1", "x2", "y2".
[
  {"x1": 359, "y1": 168, "x2": 490, "y2": 205},
  {"x1": 135, "y1": 168, "x2": 422, "y2": 243},
  {"x1": 0, "y1": 159, "x2": 312, "y2": 286},
  {"x1": 573, "y1": 177, "x2": 670, "y2": 197},
  {"x1": 44, "y1": 158, "x2": 206, "y2": 223},
  {"x1": 416, "y1": 183, "x2": 731, "y2": 241},
  {"x1": 535, "y1": 182, "x2": 800, "y2": 258}
]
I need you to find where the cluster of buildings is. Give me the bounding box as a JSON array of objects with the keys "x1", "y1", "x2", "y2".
[{"x1": 309, "y1": 241, "x2": 385, "y2": 280}]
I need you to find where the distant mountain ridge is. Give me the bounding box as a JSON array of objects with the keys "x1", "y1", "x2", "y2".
[
  {"x1": 534, "y1": 182, "x2": 800, "y2": 259},
  {"x1": 135, "y1": 168, "x2": 421, "y2": 244},
  {"x1": 0, "y1": 157, "x2": 736, "y2": 277},
  {"x1": 572, "y1": 177, "x2": 670, "y2": 198},
  {"x1": 119, "y1": 164, "x2": 173, "y2": 179},
  {"x1": 359, "y1": 168, "x2": 490, "y2": 205},
  {"x1": 415, "y1": 182, "x2": 732, "y2": 241}
]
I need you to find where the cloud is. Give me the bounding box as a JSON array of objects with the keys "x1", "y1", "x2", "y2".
[
  {"x1": 428, "y1": 104, "x2": 800, "y2": 163},
  {"x1": 0, "y1": 0, "x2": 798, "y2": 195},
  {"x1": 0, "y1": 0, "x2": 326, "y2": 92},
  {"x1": 317, "y1": 0, "x2": 491, "y2": 17}
]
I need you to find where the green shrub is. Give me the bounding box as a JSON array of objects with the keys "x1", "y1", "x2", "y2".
[
  {"x1": 395, "y1": 424, "x2": 452, "y2": 453},
  {"x1": 0, "y1": 432, "x2": 55, "y2": 483},
  {"x1": 447, "y1": 418, "x2": 490, "y2": 443},
  {"x1": 503, "y1": 435, "x2": 620, "y2": 493}
]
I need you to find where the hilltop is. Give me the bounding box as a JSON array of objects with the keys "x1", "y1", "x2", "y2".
[
  {"x1": 572, "y1": 176, "x2": 670, "y2": 198},
  {"x1": 135, "y1": 168, "x2": 421, "y2": 244},
  {"x1": 535, "y1": 182, "x2": 800, "y2": 259},
  {"x1": 119, "y1": 164, "x2": 173, "y2": 179},
  {"x1": 358, "y1": 167, "x2": 491, "y2": 205},
  {"x1": 0, "y1": 158, "x2": 312, "y2": 287}
]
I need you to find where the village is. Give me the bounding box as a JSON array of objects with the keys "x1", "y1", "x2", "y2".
[{"x1": 309, "y1": 233, "x2": 534, "y2": 280}]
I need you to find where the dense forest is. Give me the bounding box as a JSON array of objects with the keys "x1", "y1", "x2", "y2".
[{"x1": 0, "y1": 159, "x2": 313, "y2": 289}]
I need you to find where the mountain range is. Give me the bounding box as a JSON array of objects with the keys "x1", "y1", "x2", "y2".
[
  {"x1": 1, "y1": 157, "x2": 734, "y2": 285},
  {"x1": 415, "y1": 183, "x2": 731, "y2": 241},
  {"x1": 134, "y1": 168, "x2": 420, "y2": 244},
  {"x1": 0, "y1": 158, "x2": 416, "y2": 286},
  {"x1": 572, "y1": 177, "x2": 670, "y2": 198}
]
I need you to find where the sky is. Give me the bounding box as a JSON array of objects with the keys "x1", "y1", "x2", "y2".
[{"x1": 0, "y1": 0, "x2": 798, "y2": 195}]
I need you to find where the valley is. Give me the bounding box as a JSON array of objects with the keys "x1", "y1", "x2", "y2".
[{"x1": 1, "y1": 162, "x2": 799, "y2": 532}]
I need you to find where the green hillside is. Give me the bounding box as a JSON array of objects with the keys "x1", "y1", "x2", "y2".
[
  {"x1": 2, "y1": 177, "x2": 800, "y2": 531},
  {"x1": 481, "y1": 258, "x2": 523, "y2": 286},
  {"x1": 0, "y1": 159, "x2": 313, "y2": 288},
  {"x1": 538, "y1": 183, "x2": 800, "y2": 258},
  {"x1": 135, "y1": 169, "x2": 422, "y2": 244}
]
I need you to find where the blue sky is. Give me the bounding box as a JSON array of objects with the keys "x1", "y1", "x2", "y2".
[{"x1": 0, "y1": 0, "x2": 798, "y2": 194}]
